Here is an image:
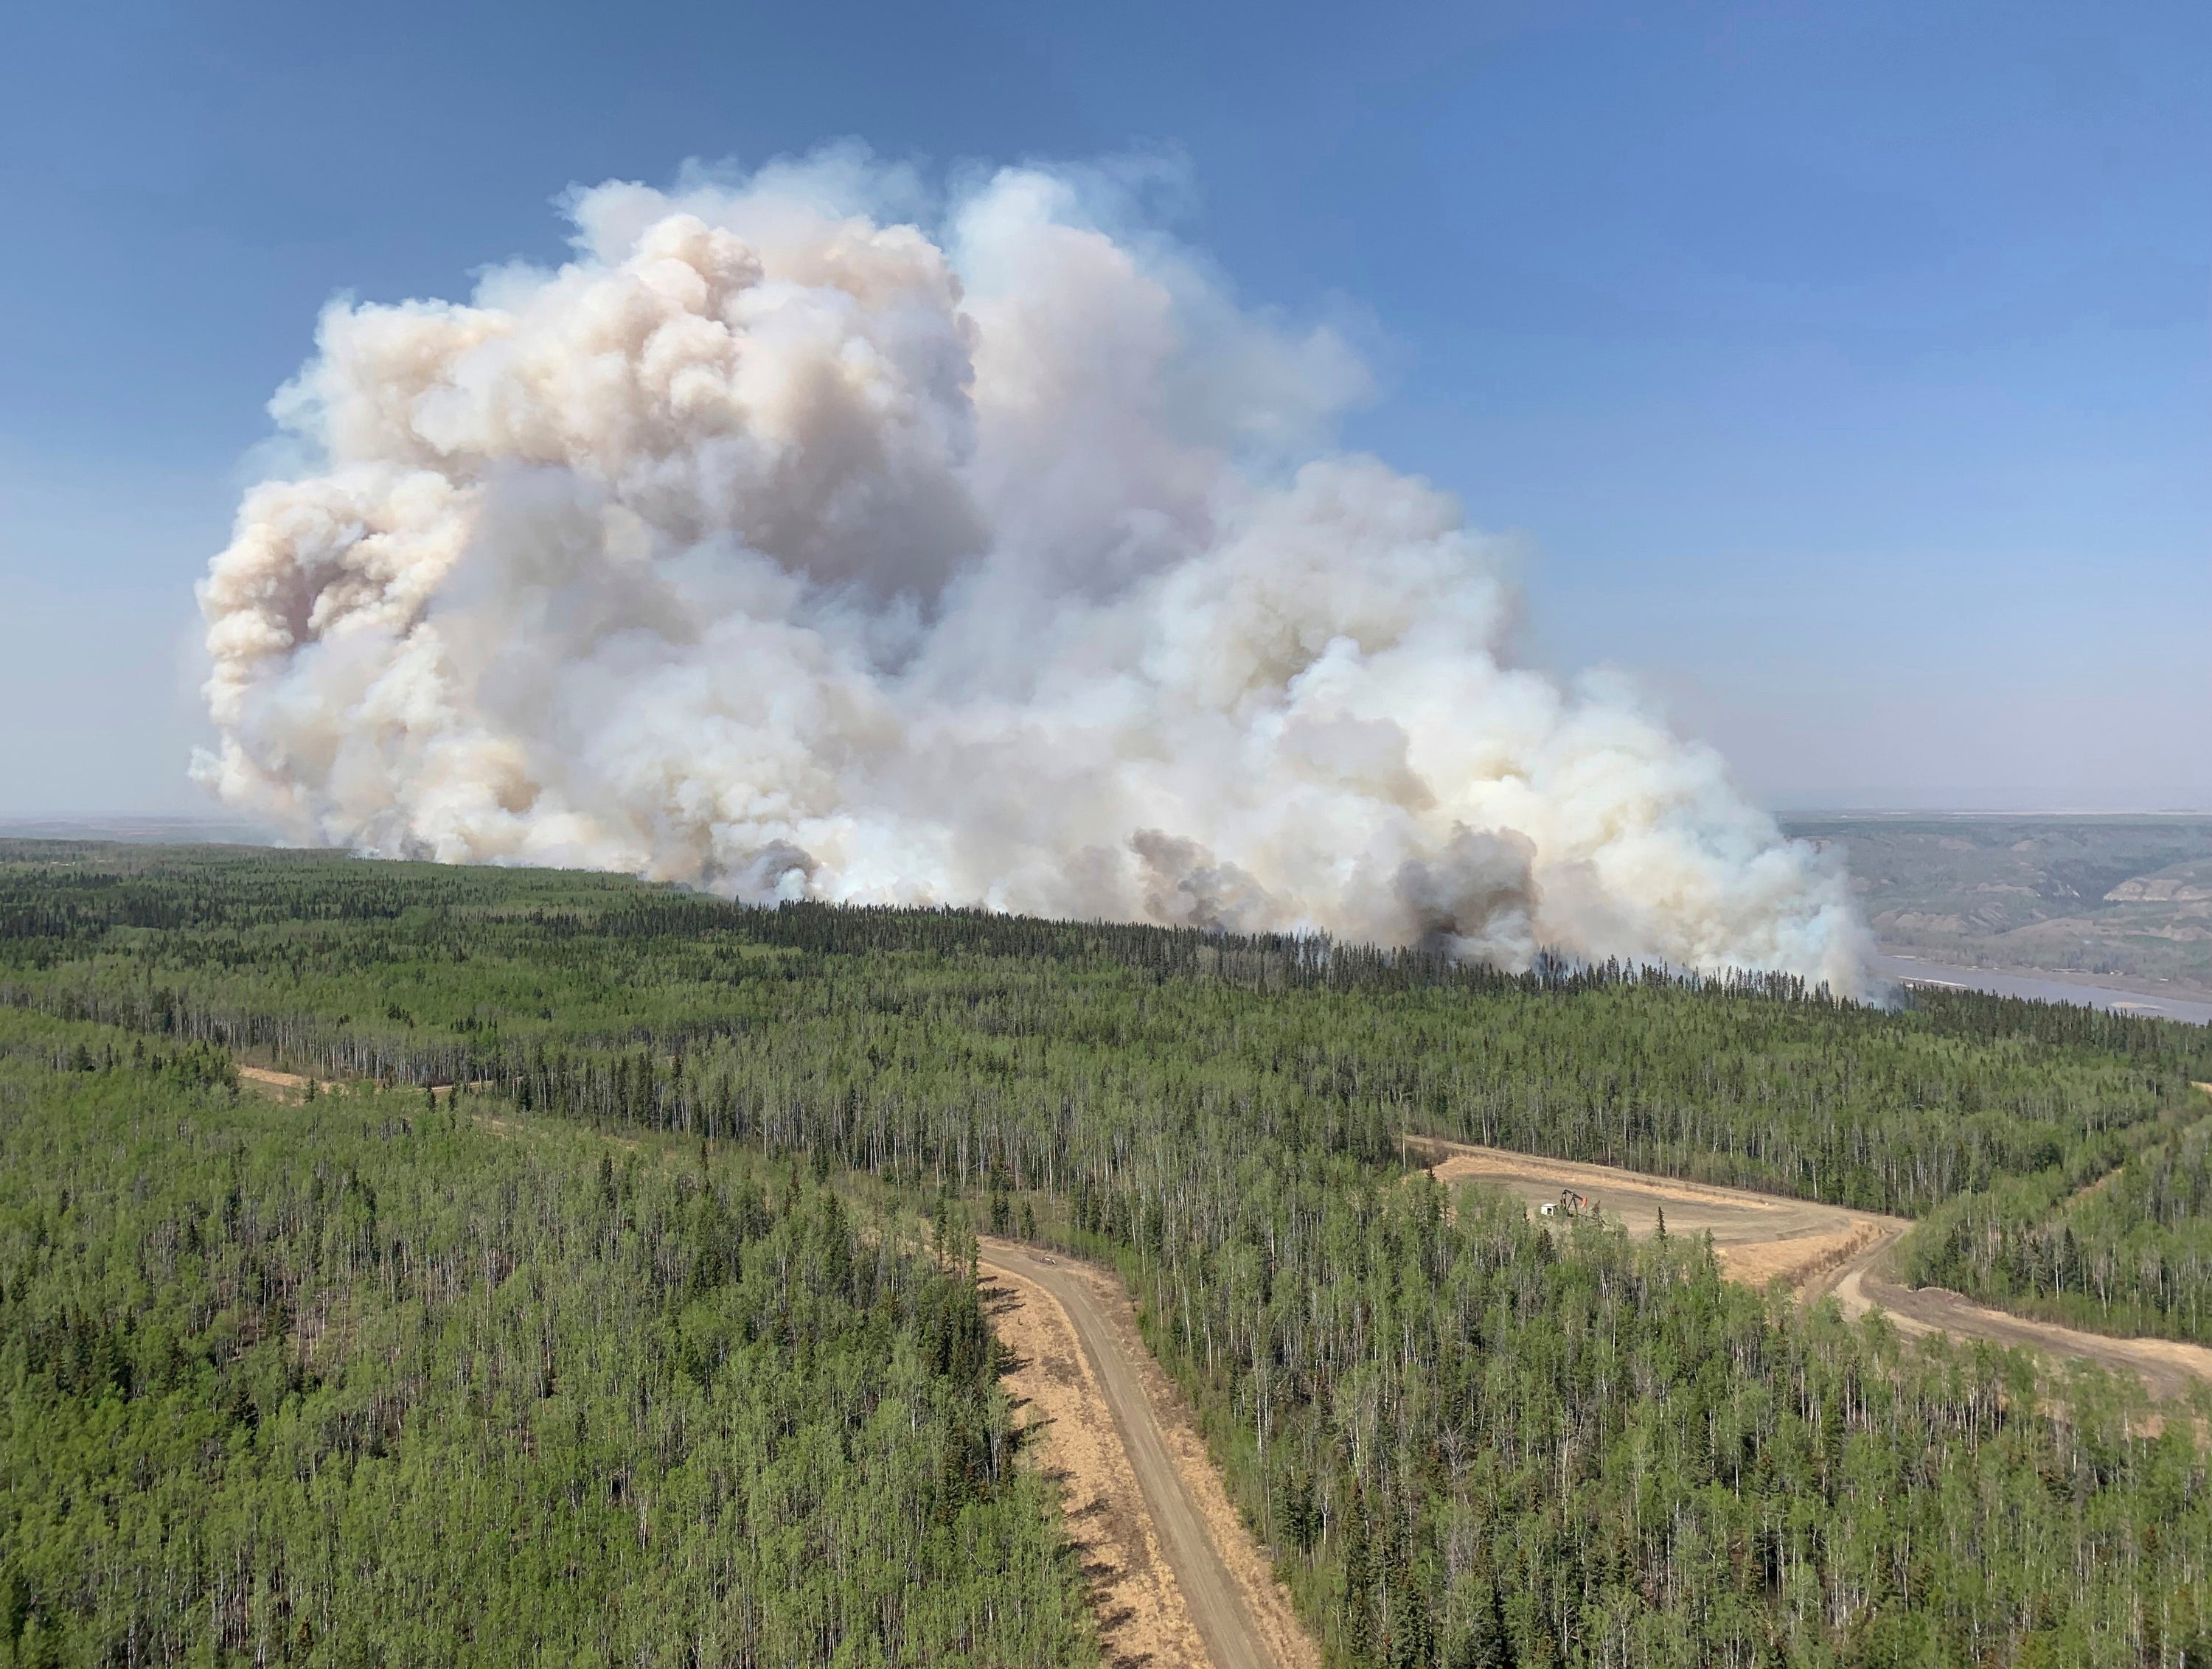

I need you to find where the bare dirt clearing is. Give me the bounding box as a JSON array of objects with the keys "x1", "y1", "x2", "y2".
[
  {"x1": 1411, "y1": 1137, "x2": 2212, "y2": 1400},
  {"x1": 237, "y1": 1065, "x2": 344, "y2": 1101},
  {"x1": 980, "y1": 1239, "x2": 1315, "y2": 1669},
  {"x1": 243, "y1": 1067, "x2": 487, "y2": 1105},
  {"x1": 1408, "y1": 1138, "x2": 1906, "y2": 1299}
]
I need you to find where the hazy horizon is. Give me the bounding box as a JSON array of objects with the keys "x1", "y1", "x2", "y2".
[{"x1": 12, "y1": 798, "x2": 2212, "y2": 831}]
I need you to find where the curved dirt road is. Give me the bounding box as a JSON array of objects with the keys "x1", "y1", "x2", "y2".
[
  {"x1": 978, "y1": 1239, "x2": 1315, "y2": 1669},
  {"x1": 1833, "y1": 1260, "x2": 2212, "y2": 1401},
  {"x1": 1413, "y1": 1137, "x2": 2212, "y2": 1401}
]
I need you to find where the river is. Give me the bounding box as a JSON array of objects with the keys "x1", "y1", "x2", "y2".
[{"x1": 1865, "y1": 952, "x2": 2212, "y2": 1026}]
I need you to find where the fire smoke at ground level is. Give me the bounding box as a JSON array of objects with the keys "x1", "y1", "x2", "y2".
[{"x1": 194, "y1": 151, "x2": 1865, "y2": 993}]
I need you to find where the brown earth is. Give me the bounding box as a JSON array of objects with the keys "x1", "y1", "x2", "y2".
[
  {"x1": 243, "y1": 1067, "x2": 479, "y2": 1104},
  {"x1": 1411, "y1": 1137, "x2": 2212, "y2": 1400},
  {"x1": 978, "y1": 1239, "x2": 1318, "y2": 1669},
  {"x1": 983, "y1": 1257, "x2": 1211, "y2": 1669},
  {"x1": 237, "y1": 1065, "x2": 341, "y2": 1100},
  {"x1": 1408, "y1": 1138, "x2": 1908, "y2": 1300},
  {"x1": 1828, "y1": 1261, "x2": 2212, "y2": 1402}
]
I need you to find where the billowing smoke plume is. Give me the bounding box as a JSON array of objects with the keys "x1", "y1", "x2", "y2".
[{"x1": 195, "y1": 152, "x2": 1865, "y2": 991}]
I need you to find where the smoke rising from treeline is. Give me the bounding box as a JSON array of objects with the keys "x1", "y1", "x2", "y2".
[{"x1": 195, "y1": 152, "x2": 1865, "y2": 990}]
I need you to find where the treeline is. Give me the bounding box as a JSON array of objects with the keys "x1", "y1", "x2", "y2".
[
  {"x1": 10, "y1": 843, "x2": 2205, "y2": 1059},
  {"x1": 3, "y1": 848, "x2": 2206, "y2": 1222},
  {"x1": 0, "y1": 849, "x2": 1824, "y2": 1000},
  {"x1": 0, "y1": 1008, "x2": 1093, "y2": 1668}
]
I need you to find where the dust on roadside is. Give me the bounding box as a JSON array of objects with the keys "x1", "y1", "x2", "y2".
[
  {"x1": 1062, "y1": 1256, "x2": 1323, "y2": 1669},
  {"x1": 983, "y1": 1261, "x2": 1214, "y2": 1669}
]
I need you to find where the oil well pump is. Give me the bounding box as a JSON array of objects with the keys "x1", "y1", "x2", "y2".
[{"x1": 1538, "y1": 1188, "x2": 1591, "y2": 1219}]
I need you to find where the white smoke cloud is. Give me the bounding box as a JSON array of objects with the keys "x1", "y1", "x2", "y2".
[{"x1": 194, "y1": 150, "x2": 1867, "y2": 992}]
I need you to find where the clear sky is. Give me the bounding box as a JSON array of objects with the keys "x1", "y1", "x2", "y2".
[{"x1": 2, "y1": 0, "x2": 2205, "y2": 817}]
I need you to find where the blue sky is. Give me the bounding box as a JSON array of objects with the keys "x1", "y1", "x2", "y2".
[{"x1": 2, "y1": 0, "x2": 2206, "y2": 815}]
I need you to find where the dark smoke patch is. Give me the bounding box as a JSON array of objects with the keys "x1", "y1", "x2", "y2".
[
  {"x1": 1130, "y1": 830, "x2": 1275, "y2": 932},
  {"x1": 727, "y1": 839, "x2": 817, "y2": 902},
  {"x1": 1394, "y1": 825, "x2": 1539, "y2": 967}
]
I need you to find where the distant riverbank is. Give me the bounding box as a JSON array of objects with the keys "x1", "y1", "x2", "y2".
[{"x1": 1867, "y1": 952, "x2": 2212, "y2": 1025}]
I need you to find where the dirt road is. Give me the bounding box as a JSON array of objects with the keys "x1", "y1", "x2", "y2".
[
  {"x1": 1412, "y1": 1137, "x2": 2212, "y2": 1399},
  {"x1": 978, "y1": 1239, "x2": 1316, "y2": 1669},
  {"x1": 1832, "y1": 1260, "x2": 2212, "y2": 1401}
]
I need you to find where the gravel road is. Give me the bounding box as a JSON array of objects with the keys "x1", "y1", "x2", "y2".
[
  {"x1": 978, "y1": 1238, "x2": 1311, "y2": 1669},
  {"x1": 975, "y1": 1143, "x2": 2212, "y2": 1666}
]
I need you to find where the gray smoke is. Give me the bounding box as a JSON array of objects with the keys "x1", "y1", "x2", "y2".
[{"x1": 194, "y1": 150, "x2": 1866, "y2": 991}]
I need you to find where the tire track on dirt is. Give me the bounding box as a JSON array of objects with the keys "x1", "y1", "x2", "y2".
[
  {"x1": 1829, "y1": 1261, "x2": 2212, "y2": 1401},
  {"x1": 978, "y1": 1238, "x2": 1316, "y2": 1669}
]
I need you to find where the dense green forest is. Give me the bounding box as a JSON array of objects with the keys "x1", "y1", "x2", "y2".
[
  {"x1": 1905, "y1": 1092, "x2": 2212, "y2": 1343},
  {"x1": 0, "y1": 1007, "x2": 1091, "y2": 1667},
  {"x1": 7, "y1": 843, "x2": 2212, "y2": 1666},
  {"x1": 4, "y1": 846, "x2": 2206, "y2": 1219},
  {"x1": 1133, "y1": 1156, "x2": 2212, "y2": 1669}
]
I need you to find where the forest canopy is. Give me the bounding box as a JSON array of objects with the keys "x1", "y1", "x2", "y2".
[{"x1": 4, "y1": 842, "x2": 2211, "y2": 1668}]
